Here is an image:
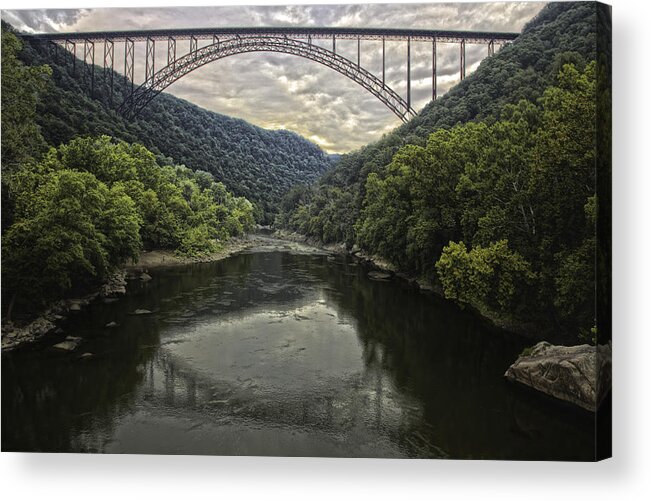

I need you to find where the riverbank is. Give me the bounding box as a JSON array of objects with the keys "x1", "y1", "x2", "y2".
[
  {"x1": 124, "y1": 236, "x2": 263, "y2": 271},
  {"x1": 2, "y1": 239, "x2": 597, "y2": 459},
  {"x1": 1, "y1": 270, "x2": 128, "y2": 352},
  {"x1": 272, "y1": 230, "x2": 611, "y2": 413},
  {"x1": 1, "y1": 236, "x2": 263, "y2": 352},
  {"x1": 273, "y1": 229, "x2": 556, "y2": 343},
  {"x1": 1, "y1": 231, "x2": 557, "y2": 350}
]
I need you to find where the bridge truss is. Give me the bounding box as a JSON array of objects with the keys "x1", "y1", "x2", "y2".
[{"x1": 25, "y1": 27, "x2": 519, "y2": 122}]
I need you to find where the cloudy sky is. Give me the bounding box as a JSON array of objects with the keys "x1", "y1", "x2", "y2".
[{"x1": 2, "y1": 2, "x2": 545, "y2": 152}]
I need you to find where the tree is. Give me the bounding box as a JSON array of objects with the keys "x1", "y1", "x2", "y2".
[
  {"x1": 435, "y1": 240, "x2": 536, "y2": 316},
  {"x1": 2, "y1": 169, "x2": 141, "y2": 312},
  {"x1": 1, "y1": 29, "x2": 51, "y2": 169},
  {"x1": 456, "y1": 101, "x2": 539, "y2": 258}
]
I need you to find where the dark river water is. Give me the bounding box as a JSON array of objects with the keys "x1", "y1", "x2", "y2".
[{"x1": 2, "y1": 239, "x2": 595, "y2": 459}]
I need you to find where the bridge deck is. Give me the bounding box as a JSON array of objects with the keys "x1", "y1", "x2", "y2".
[{"x1": 23, "y1": 26, "x2": 519, "y2": 44}]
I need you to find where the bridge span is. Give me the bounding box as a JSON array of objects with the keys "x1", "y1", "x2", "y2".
[{"x1": 24, "y1": 27, "x2": 519, "y2": 122}]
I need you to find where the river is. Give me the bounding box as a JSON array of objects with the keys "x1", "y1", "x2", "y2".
[{"x1": 1, "y1": 238, "x2": 595, "y2": 459}]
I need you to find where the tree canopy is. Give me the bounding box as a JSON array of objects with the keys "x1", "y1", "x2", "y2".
[
  {"x1": 8, "y1": 20, "x2": 333, "y2": 224},
  {"x1": 2, "y1": 135, "x2": 255, "y2": 314},
  {"x1": 277, "y1": 3, "x2": 606, "y2": 341}
]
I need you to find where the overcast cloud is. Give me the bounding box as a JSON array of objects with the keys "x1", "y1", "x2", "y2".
[{"x1": 2, "y1": 2, "x2": 545, "y2": 152}]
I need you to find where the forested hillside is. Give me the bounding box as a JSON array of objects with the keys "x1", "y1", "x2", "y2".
[
  {"x1": 10, "y1": 24, "x2": 332, "y2": 223},
  {"x1": 278, "y1": 2, "x2": 611, "y2": 342},
  {"x1": 1, "y1": 28, "x2": 255, "y2": 317},
  {"x1": 278, "y1": 2, "x2": 600, "y2": 240}
]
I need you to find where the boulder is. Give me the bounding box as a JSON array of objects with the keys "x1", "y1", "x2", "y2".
[
  {"x1": 1, "y1": 317, "x2": 58, "y2": 351},
  {"x1": 28, "y1": 318, "x2": 56, "y2": 337},
  {"x1": 132, "y1": 309, "x2": 152, "y2": 315},
  {"x1": 504, "y1": 341, "x2": 612, "y2": 412},
  {"x1": 105, "y1": 321, "x2": 118, "y2": 328},
  {"x1": 52, "y1": 336, "x2": 83, "y2": 352},
  {"x1": 367, "y1": 270, "x2": 392, "y2": 281},
  {"x1": 417, "y1": 279, "x2": 435, "y2": 292},
  {"x1": 125, "y1": 270, "x2": 141, "y2": 281},
  {"x1": 139, "y1": 272, "x2": 152, "y2": 282},
  {"x1": 100, "y1": 270, "x2": 128, "y2": 297}
]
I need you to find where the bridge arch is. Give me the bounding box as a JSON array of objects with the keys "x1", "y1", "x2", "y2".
[{"x1": 121, "y1": 36, "x2": 417, "y2": 122}]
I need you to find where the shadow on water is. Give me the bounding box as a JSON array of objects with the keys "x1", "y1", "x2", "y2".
[{"x1": 2, "y1": 246, "x2": 595, "y2": 459}]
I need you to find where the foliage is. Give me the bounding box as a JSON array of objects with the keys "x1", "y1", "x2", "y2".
[
  {"x1": 34, "y1": 136, "x2": 254, "y2": 247},
  {"x1": 1, "y1": 3, "x2": 605, "y2": 341},
  {"x1": 0, "y1": 29, "x2": 51, "y2": 169},
  {"x1": 7, "y1": 22, "x2": 333, "y2": 224},
  {"x1": 435, "y1": 240, "x2": 535, "y2": 316},
  {"x1": 578, "y1": 326, "x2": 598, "y2": 346},
  {"x1": 1, "y1": 136, "x2": 255, "y2": 312},
  {"x1": 519, "y1": 346, "x2": 535, "y2": 358},
  {"x1": 1, "y1": 29, "x2": 52, "y2": 233},
  {"x1": 277, "y1": 1, "x2": 600, "y2": 250},
  {"x1": 2, "y1": 169, "x2": 141, "y2": 305},
  {"x1": 179, "y1": 224, "x2": 219, "y2": 257},
  {"x1": 276, "y1": 2, "x2": 602, "y2": 340}
]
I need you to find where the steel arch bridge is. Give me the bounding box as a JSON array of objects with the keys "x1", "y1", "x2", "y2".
[{"x1": 24, "y1": 27, "x2": 519, "y2": 122}]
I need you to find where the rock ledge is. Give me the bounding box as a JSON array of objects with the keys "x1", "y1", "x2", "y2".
[{"x1": 504, "y1": 341, "x2": 611, "y2": 412}]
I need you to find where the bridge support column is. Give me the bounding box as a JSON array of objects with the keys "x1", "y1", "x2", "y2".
[
  {"x1": 103, "y1": 39, "x2": 114, "y2": 104},
  {"x1": 213, "y1": 35, "x2": 220, "y2": 49},
  {"x1": 168, "y1": 37, "x2": 176, "y2": 69},
  {"x1": 48, "y1": 41, "x2": 58, "y2": 63},
  {"x1": 190, "y1": 35, "x2": 198, "y2": 54},
  {"x1": 460, "y1": 39, "x2": 466, "y2": 80},
  {"x1": 66, "y1": 39, "x2": 76, "y2": 75},
  {"x1": 488, "y1": 39, "x2": 495, "y2": 56},
  {"x1": 83, "y1": 39, "x2": 95, "y2": 95},
  {"x1": 432, "y1": 38, "x2": 437, "y2": 100},
  {"x1": 124, "y1": 38, "x2": 134, "y2": 99},
  {"x1": 332, "y1": 35, "x2": 336, "y2": 54},
  {"x1": 407, "y1": 37, "x2": 411, "y2": 110},
  {"x1": 382, "y1": 37, "x2": 385, "y2": 87},
  {"x1": 146, "y1": 37, "x2": 155, "y2": 84},
  {"x1": 357, "y1": 37, "x2": 361, "y2": 67}
]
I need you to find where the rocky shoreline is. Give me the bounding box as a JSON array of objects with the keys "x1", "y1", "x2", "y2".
[
  {"x1": 1, "y1": 270, "x2": 129, "y2": 352},
  {"x1": 1, "y1": 236, "x2": 261, "y2": 353},
  {"x1": 273, "y1": 230, "x2": 613, "y2": 413},
  {"x1": 2, "y1": 231, "x2": 611, "y2": 414},
  {"x1": 273, "y1": 230, "x2": 546, "y2": 339}
]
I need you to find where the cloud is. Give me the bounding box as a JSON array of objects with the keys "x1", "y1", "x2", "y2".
[
  {"x1": 2, "y1": 8, "x2": 88, "y2": 33},
  {"x1": 2, "y1": 2, "x2": 545, "y2": 153}
]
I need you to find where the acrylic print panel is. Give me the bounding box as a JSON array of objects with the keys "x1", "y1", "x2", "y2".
[{"x1": 0, "y1": 1, "x2": 611, "y2": 460}]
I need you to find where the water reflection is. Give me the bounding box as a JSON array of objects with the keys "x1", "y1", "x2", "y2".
[{"x1": 2, "y1": 242, "x2": 595, "y2": 459}]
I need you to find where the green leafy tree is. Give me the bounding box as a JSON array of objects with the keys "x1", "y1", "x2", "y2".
[
  {"x1": 2, "y1": 169, "x2": 141, "y2": 313},
  {"x1": 553, "y1": 196, "x2": 597, "y2": 333},
  {"x1": 355, "y1": 168, "x2": 412, "y2": 266},
  {"x1": 1, "y1": 29, "x2": 51, "y2": 169},
  {"x1": 179, "y1": 224, "x2": 218, "y2": 256},
  {"x1": 435, "y1": 240, "x2": 536, "y2": 315}
]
